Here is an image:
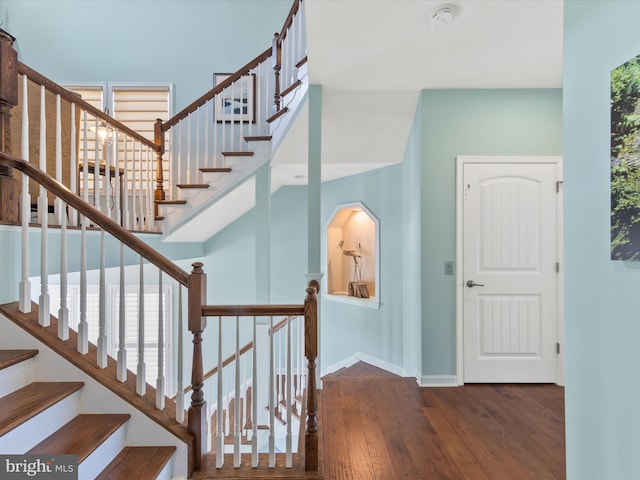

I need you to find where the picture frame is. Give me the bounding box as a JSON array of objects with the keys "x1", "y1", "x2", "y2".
[{"x1": 213, "y1": 73, "x2": 256, "y2": 123}]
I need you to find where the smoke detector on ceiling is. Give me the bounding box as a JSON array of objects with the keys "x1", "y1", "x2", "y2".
[{"x1": 429, "y1": 4, "x2": 456, "y2": 29}]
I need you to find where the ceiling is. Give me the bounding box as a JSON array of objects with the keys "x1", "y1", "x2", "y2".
[
  {"x1": 271, "y1": 0, "x2": 563, "y2": 189},
  {"x1": 305, "y1": 0, "x2": 563, "y2": 91},
  {"x1": 167, "y1": 0, "x2": 565, "y2": 241}
]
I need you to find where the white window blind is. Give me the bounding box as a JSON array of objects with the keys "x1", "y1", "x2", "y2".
[
  {"x1": 48, "y1": 283, "x2": 173, "y2": 393},
  {"x1": 66, "y1": 83, "x2": 171, "y2": 193}
]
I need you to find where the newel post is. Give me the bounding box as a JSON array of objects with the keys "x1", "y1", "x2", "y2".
[
  {"x1": 188, "y1": 262, "x2": 207, "y2": 471},
  {"x1": 0, "y1": 28, "x2": 19, "y2": 224},
  {"x1": 304, "y1": 279, "x2": 319, "y2": 471},
  {"x1": 153, "y1": 118, "x2": 165, "y2": 218},
  {"x1": 272, "y1": 32, "x2": 282, "y2": 113}
]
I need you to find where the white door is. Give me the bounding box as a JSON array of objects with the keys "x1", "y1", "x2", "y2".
[{"x1": 462, "y1": 161, "x2": 558, "y2": 383}]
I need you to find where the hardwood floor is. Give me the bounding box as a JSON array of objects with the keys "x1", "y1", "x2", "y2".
[{"x1": 321, "y1": 362, "x2": 565, "y2": 480}]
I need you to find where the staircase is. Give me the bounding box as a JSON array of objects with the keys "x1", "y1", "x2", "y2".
[
  {"x1": 0, "y1": 1, "x2": 321, "y2": 477},
  {"x1": 0, "y1": 347, "x2": 177, "y2": 479}
]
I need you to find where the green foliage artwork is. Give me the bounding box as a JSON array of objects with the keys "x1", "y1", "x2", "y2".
[{"x1": 611, "y1": 55, "x2": 640, "y2": 260}]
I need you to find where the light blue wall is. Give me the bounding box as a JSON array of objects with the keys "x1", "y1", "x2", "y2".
[
  {"x1": 420, "y1": 89, "x2": 563, "y2": 376},
  {"x1": 321, "y1": 165, "x2": 406, "y2": 372},
  {"x1": 1, "y1": 0, "x2": 292, "y2": 110},
  {"x1": 402, "y1": 96, "x2": 423, "y2": 378},
  {"x1": 564, "y1": 2, "x2": 640, "y2": 478},
  {"x1": 203, "y1": 185, "x2": 307, "y2": 305}
]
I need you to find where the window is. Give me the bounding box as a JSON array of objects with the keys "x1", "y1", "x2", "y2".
[
  {"x1": 48, "y1": 283, "x2": 173, "y2": 393},
  {"x1": 64, "y1": 83, "x2": 172, "y2": 193}
]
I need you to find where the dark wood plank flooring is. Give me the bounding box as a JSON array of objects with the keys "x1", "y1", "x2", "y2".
[{"x1": 321, "y1": 362, "x2": 565, "y2": 480}]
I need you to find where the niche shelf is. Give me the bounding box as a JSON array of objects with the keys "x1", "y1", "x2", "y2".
[{"x1": 326, "y1": 202, "x2": 379, "y2": 308}]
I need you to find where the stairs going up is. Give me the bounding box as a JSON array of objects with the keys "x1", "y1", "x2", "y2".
[{"x1": 0, "y1": 349, "x2": 175, "y2": 479}]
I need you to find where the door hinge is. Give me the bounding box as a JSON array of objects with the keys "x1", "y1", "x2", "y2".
[
  {"x1": 555, "y1": 262, "x2": 560, "y2": 273},
  {"x1": 556, "y1": 342, "x2": 561, "y2": 354},
  {"x1": 556, "y1": 180, "x2": 563, "y2": 193}
]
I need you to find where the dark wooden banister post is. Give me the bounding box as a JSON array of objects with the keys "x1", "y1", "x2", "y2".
[
  {"x1": 188, "y1": 262, "x2": 207, "y2": 471},
  {"x1": 272, "y1": 32, "x2": 282, "y2": 113},
  {"x1": 153, "y1": 118, "x2": 165, "y2": 219},
  {"x1": 0, "y1": 28, "x2": 19, "y2": 224},
  {"x1": 304, "y1": 279, "x2": 319, "y2": 471}
]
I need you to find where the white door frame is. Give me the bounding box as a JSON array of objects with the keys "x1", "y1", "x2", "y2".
[{"x1": 455, "y1": 155, "x2": 564, "y2": 386}]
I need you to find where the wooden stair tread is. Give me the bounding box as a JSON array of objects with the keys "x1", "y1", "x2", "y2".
[
  {"x1": 0, "y1": 349, "x2": 38, "y2": 370},
  {"x1": 0, "y1": 302, "x2": 192, "y2": 453},
  {"x1": 221, "y1": 151, "x2": 254, "y2": 157},
  {"x1": 267, "y1": 107, "x2": 289, "y2": 124},
  {"x1": 28, "y1": 414, "x2": 130, "y2": 462},
  {"x1": 95, "y1": 446, "x2": 176, "y2": 480},
  {"x1": 177, "y1": 183, "x2": 209, "y2": 189},
  {"x1": 0, "y1": 382, "x2": 84, "y2": 436},
  {"x1": 200, "y1": 167, "x2": 232, "y2": 173},
  {"x1": 281, "y1": 79, "x2": 302, "y2": 98},
  {"x1": 244, "y1": 136, "x2": 272, "y2": 142},
  {"x1": 154, "y1": 199, "x2": 187, "y2": 205}
]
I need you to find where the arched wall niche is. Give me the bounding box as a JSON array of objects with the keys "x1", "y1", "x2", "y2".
[{"x1": 326, "y1": 202, "x2": 379, "y2": 308}]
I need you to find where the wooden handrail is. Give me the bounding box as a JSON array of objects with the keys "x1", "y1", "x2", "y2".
[
  {"x1": 201, "y1": 304, "x2": 304, "y2": 317},
  {"x1": 177, "y1": 315, "x2": 297, "y2": 398},
  {"x1": 162, "y1": 47, "x2": 272, "y2": 131},
  {"x1": 0, "y1": 153, "x2": 189, "y2": 286},
  {"x1": 17, "y1": 62, "x2": 158, "y2": 152},
  {"x1": 279, "y1": 0, "x2": 302, "y2": 40}
]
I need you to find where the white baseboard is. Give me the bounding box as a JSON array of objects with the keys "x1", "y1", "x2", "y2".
[
  {"x1": 321, "y1": 352, "x2": 411, "y2": 379},
  {"x1": 419, "y1": 375, "x2": 459, "y2": 387}
]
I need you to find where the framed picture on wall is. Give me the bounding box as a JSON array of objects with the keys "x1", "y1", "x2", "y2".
[{"x1": 213, "y1": 73, "x2": 256, "y2": 123}]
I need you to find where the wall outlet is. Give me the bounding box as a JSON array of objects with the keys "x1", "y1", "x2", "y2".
[{"x1": 444, "y1": 261, "x2": 454, "y2": 276}]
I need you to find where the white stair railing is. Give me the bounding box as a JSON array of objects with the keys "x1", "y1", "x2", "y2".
[
  {"x1": 17, "y1": 64, "x2": 161, "y2": 234},
  {"x1": 197, "y1": 314, "x2": 306, "y2": 469}
]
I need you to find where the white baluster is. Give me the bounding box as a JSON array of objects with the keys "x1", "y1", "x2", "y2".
[
  {"x1": 269, "y1": 316, "x2": 275, "y2": 468},
  {"x1": 104, "y1": 126, "x2": 112, "y2": 221},
  {"x1": 156, "y1": 270, "x2": 165, "y2": 409},
  {"x1": 19, "y1": 74, "x2": 31, "y2": 314},
  {"x1": 204, "y1": 100, "x2": 210, "y2": 176},
  {"x1": 57, "y1": 205, "x2": 69, "y2": 341},
  {"x1": 195, "y1": 106, "x2": 201, "y2": 183},
  {"x1": 93, "y1": 117, "x2": 99, "y2": 211},
  {"x1": 54, "y1": 94, "x2": 63, "y2": 225},
  {"x1": 82, "y1": 111, "x2": 89, "y2": 204},
  {"x1": 186, "y1": 116, "x2": 192, "y2": 184},
  {"x1": 136, "y1": 256, "x2": 146, "y2": 396},
  {"x1": 78, "y1": 213, "x2": 88, "y2": 354},
  {"x1": 251, "y1": 316, "x2": 258, "y2": 467},
  {"x1": 131, "y1": 140, "x2": 138, "y2": 230},
  {"x1": 38, "y1": 85, "x2": 50, "y2": 327},
  {"x1": 69, "y1": 103, "x2": 77, "y2": 226},
  {"x1": 216, "y1": 315, "x2": 224, "y2": 468},
  {"x1": 97, "y1": 230, "x2": 107, "y2": 368},
  {"x1": 212, "y1": 100, "x2": 218, "y2": 168},
  {"x1": 286, "y1": 315, "x2": 292, "y2": 467},
  {"x1": 113, "y1": 131, "x2": 121, "y2": 225},
  {"x1": 230, "y1": 81, "x2": 236, "y2": 151},
  {"x1": 123, "y1": 136, "x2": 130, "y2": 229},
  {"x1": 176, "y1": 286, "x2": 184, "y2": 423},
  {"x1": 147, "y1": 149, "x2": 154, "y2": 231},
  {"x1": 234, "y1": 315, "x2": 241, "y2": 467},
  {"x1": 137, "y1": 142, "x2": 144, "y2": 230},
  {"x1": 176, "y1": 122, "x2": 182, "y2": 192},
  {"x1": 117, "y1": 242, "x2": 127, "y2": 382}
]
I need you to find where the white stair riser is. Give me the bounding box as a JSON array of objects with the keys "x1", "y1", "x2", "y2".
[
  {"x1": 0, "y1": 358, "x2": 35, "y2": 397},
  {"x1": 0, "y1": 315, "x2": 188, "y2": 479},
  {"x1": 0, "y1": 390, "x2": 81, "y2": 453},
  {"x1": 156, "y1": 457, "x2": 174, "y2": 480},
  {"x1": 78, "y1": 423, "x2": 127, "y2": 480}
]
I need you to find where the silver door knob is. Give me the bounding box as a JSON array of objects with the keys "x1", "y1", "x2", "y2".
[{"x1": 466, "y1": 280, "x2": 484, "y2": 287}]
